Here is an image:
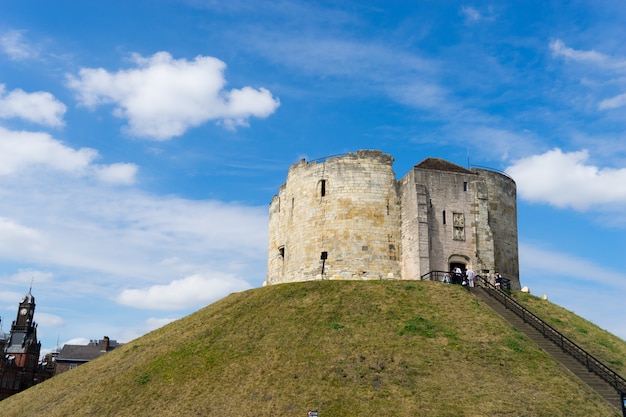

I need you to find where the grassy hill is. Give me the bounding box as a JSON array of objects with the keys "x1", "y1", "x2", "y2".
[
  {"x1": 2, "y1": 280, "x2": 623, "y2": 416},
  {"x1": 512, "y1": 291, "x2": 626, "y2": 376}
]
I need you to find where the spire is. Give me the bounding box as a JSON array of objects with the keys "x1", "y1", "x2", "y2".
[{"x1": 22, "y1": 288, "x2": 35, "y2": 305}]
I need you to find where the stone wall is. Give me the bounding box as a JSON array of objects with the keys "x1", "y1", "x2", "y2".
[
  {"x1": 400, "y1": 160, "x2": 480, "y2": 277},
  {"x1": 266, "y1": 151, "x2": 520, "y2": 290},
  {"x1": 474, "y1": 168, "x2": 519, "y2": 289},
  {"x1": 266, "y1": 150, "x2": 402, "y2": 285}
]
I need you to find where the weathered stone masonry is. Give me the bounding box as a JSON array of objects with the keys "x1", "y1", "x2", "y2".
[{"x1": 266, "y1": 150, "x2": 520, "y2": 290}]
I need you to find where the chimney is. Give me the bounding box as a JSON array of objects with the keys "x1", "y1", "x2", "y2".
[{"x1": 100, "y1": 336, "x2": 110, "y2": 352}]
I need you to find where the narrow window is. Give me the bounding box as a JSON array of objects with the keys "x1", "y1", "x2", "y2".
[
  {"x1": 442, "y1": 210, "x2": 446, "y2": 224},
  {"x1": 278, "y1": 246, "x2": 285, "y2": 258},
  {"x1": 320, "y1": 179, "x2": 326, "y2": 197},
  {"x1": 463, "y1": 181, "x2": 468, "y2": 191}
]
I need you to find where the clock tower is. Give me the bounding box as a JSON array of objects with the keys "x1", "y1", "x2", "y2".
[
  {"x1": 0, "y1": 288, "x2": 43, "y2": 399},
  {"x1": 15, "y1": 289, "x2": 36, "y2": 329}
]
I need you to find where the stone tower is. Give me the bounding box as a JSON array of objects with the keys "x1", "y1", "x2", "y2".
[
  {"x1": 399, "y1": 158, "x2": 519, "y2": 288},
  {"x1": 266, "y1": 150, "x2": 520, "y2": 290},
  {"x1": 266, "y1": 150, "x2": 401, "y2": 284}
]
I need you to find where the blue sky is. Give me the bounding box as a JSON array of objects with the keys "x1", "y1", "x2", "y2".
[{"x1": 1, "y1": 1, "x2": 625, "y2": 354}]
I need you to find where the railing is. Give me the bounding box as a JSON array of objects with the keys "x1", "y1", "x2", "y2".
[
  {"x1": 420, "y1": 270, "x2": 453, "y2": 282},
  {"x1": 420, "y1": 270, "x2": 510, "y2": 291},
  {"x1": 476, "y1": 275, "x2": 626, "y2": 406},
  {"x1": 469, "y1": 164, "x2": 515, "y2": 180}
]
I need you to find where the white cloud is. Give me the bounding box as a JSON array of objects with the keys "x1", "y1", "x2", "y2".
[
  {"x1": 0, "y1": 166, "x2": 268, "y2": 289},
  {"x1": 520, "y1": 242, "x2": 626, "y2": 288},
  {"x1": 0, "y1": 127, "x2": 96, "y2": 176},
  {"x1": 0, "y1": 126, "x2": 138, "y2": 185},
  {"x1": 549, "y1": 39, "x2": 612, "y2": 66},
  {"x1": 62, "y1": 337, "x2": 90, "y2": 346},
  {"x1": 0, "y1": 30, "x2": 36, "y2": 61},
  {"x1": 598, "y1": 92, "x2": 626, "y2": 110},
  {"x1": 460, "y1": 6, "x2": 482, "y2": 23},
  {"x1": 549, "y1": 39, "x2": 626, "y2": 75},
  {"x1": 10, "y1": 269, "x2": 54, "y2": 284},
  {"x1": 0, "y1": 217, "x2": 47, "y2": 258},
  {"x1": 67, "y1": 51, "x2": 280, "y2": 140},
  {"x1": 549, "y1": 40, "x2": 626, "y2": 113},
  {"x1": 0, "y1": 291, "x2": 25, "y2": 304},
  {"x1": 117, "y1": 273, "x2": 250, "y2": 310},
  {"x1": 34, "y1": 312, "x2": 65, "y2": 328},
  {"x1": 0, "y1": 85, "x2": 66, "y2": 127},
  {"x1": 94, "y1": 163, "x2": 138, "y2": 185},
  {"x1": 506, "y1": 148, "x2": 626, "y2": 210},
  {"x1": 238, "y1": 33, "x2": 445, "y2": 107}
]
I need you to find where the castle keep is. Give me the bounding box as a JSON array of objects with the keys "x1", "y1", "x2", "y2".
[{"x1": 266, "y1": 150, "x2": 520, "y2": 290}]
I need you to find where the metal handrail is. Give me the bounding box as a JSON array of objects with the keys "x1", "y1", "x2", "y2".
[
  {"x1": 476, "y1": 275, "x2": 626, "y2": 396},
  {"x1": 420, "y1": 270, "x2": 510, "y2": 291},
  {"x1": 469, "y1": 164, "x2": 515, "y2": 180}
]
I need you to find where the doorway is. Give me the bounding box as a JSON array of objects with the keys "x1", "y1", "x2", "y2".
[{"x1": 449, "y1": 262, "x2": 466, "y2": 284}]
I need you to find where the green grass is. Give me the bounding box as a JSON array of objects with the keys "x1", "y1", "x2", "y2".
[{"x1": 2, "y1": 281, "x2": 622, "y2": 416}]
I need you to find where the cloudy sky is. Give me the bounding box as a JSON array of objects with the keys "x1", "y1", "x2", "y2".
[{"x1": 1, "y1": 1, "x2": 625, "y2": 353}]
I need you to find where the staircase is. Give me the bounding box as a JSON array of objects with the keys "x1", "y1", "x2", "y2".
[{"x1": 472, "y1": 283, "x2": 625, "y2": 413}]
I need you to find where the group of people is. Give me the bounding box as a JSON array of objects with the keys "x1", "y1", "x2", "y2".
[
  {"x1": 442, "y1": 267, "x2": 504, "y2": 290},
  {"x1": 443, "y1": 266, "x2": 475, "y2": 288}
]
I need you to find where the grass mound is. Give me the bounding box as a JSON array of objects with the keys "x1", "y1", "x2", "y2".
[{"x1": 2, "y1": 281, "x2": 621, "y2": 416}]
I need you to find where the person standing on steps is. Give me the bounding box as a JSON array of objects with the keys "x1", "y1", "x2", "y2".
[
  {"x1": 453, "y1": 266, "x2": 462, "y2": 284},
  {"x1": 466, "y1": 266, "x2": 475, "y2": 288},
  {"x1": 494, "y1": 271, "x2": 502, "y2": 289}
]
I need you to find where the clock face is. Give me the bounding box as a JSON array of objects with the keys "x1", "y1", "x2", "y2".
[{"x1": 20, "y1": 308, "x2": 28, "y2": 316}]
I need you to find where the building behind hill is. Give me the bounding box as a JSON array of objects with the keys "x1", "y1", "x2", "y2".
[
  {"x1": 0, "y1": 289, "x2": 55, "y2": 400},
  {"x1": 266, "y1": 150, "x2": 519, "y2": 289},
  {"x1": 54, "y1": 336, "x2": 122, "y2": 375}
]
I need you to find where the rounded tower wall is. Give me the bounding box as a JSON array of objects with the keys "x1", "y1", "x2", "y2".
[
  {"x1": 473, "y1": 168, "x2": 520, "y2": 289},
  {"x1": 266, "y1": 151, "x2": 401, "y2": 285}
]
